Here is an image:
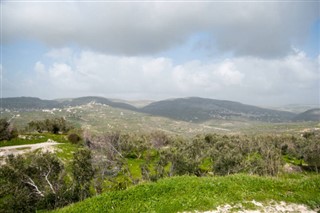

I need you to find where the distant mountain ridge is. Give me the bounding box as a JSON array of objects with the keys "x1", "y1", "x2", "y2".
[
  {"x1": 0, "y1": 97, "x2": 60, "y2": 110},
  {"x1": 0, "y1": 96, "x2": 136, "y2": 111},
  {"x1": 139, "y1": 97, "x2": 296, "y2": 122},
  {"x1": 62, "y1": 96, "x2": 136, "y2": 111},
  {"x1": 292, "y1": 108, "x2": 320, "y2": 122},
  {"x1": 1, "y1": 96, "x2": 317, "y2": 122}
]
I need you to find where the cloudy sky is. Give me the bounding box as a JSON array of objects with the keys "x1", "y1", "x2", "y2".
[{"x1": 1, "y1": 1, "x2": 319, "y2": 106}]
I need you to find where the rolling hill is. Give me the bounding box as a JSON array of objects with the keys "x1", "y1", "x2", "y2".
[
  {"x1": 0, "y1": 97, "x2": 60, "y2": 110},
  {"x1": 292, "y1": 108, "x2": 320, "y2": 122},
  {"x1": 1, "y1": 96, "x2": 136, "y2": 111},
  {"x1": 139, "y1": 97, "x2": 296, "y2": 122},
  {"x1": 2, "y1": 96, "x2": 315, "y2": 123},
  {"x1": 61, "y1": 96, "x2": 137, "y2": 111}
]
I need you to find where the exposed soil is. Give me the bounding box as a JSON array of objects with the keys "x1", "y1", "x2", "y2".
[{"x1": 0, "y1": 140, "x2": 60, "y2": 164}]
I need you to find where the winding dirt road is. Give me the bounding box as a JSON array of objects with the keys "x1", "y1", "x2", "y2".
[{"x1": 0, "y1": 140, "x2": 60, "y2": 162}]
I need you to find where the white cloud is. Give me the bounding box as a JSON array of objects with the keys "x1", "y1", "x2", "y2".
[
  {"x1": 6, "y1": 48, "x2": 314, "y2": 105},
  {"x1": 2, "y1": 2, "x2": 318, "y2": 57},
  {"x1": 45, "y1": 48, "x2": 73, "y2": 62},
  {"x1": 34, "y1": 61, "x2": 45, "y2": 74},
  {"x1": 215, "y1": 60, "x2": 244, "y2": 86}
]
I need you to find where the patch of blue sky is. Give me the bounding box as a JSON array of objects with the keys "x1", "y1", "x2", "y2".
[
  {"x1": 156, "y1": 32, "x2": 234, "y2": 65},
  {"x1": 2, "y1": 39, "x2": 48, "y2": 76},
  {"x1": 299, "y1": 18, "x2": 319, "y2": 58},
  {"x1": 2, "y1": 39, "x2": 83, "y2": 76}
]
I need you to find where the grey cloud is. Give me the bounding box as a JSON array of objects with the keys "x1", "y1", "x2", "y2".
[
  {"x1": 4, "y1": 49, "x2": 319, "y2": 106},
  {"x1": 2, "y1": 2, "x2": 318, "y2": 57}
]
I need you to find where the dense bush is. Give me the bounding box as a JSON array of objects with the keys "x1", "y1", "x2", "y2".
[
  {"x1": 86, "y1": 131, "x2": 320, "y2": 184},
  {"x1": 28, "y1": 117, "x2": 71, "y2": 134},
  {"x1": 303, "y1": 134, "x2": 320, "y2": 173},
  {"x1": 68, "y1": 133, "x2": 82, "y2": 144},
  {"x1": 0, "y1": 118, "x2": 18, "y2": 141},
  {"x1": 72, "y1": 149, "x2": 95, "y2": 201},
  {"x1": 0, "y1": 153, "x2": 67, "y2": 212},
  {"x1": 0, "y1": 149, "x2": 95, "y2": 212}
]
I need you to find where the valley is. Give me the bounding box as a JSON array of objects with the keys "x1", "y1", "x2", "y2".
[{"x1": 2, "y1": 96, "x2": 319, "y2": 136}]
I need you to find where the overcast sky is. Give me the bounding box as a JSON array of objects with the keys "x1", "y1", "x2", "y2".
[{"x1": 1, "y1": 1, "x2": 319, "y2": 106}]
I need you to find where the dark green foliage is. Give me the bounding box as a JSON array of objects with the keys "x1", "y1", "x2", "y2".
[
  {"x1": 165, "y1": 136, "x2": 207, "y2": 176},
  {"x1": 0, "y1": 118, "x2": 18, "y2": 141},
  {"x1": 88, "y1": 131, "x2": 320, "y2": 186},
  {"x1": 302, "y1": 131, "x2": 315, "y2": 139},
  {"x1": 72, "y1": 149, "x2": 95, "y2": 201},
  {"x1": 28, "y1": 117, "x2": 70, "y2": 134},
  {"x1": 68, "y1": 133, "x2": 82, "y2": 145},
  {"x1": 0, "y1": 153, "x2": 68, "y2": 212},
  {"x1": 303, "y1": 135, "x2": 320, "y2": 173},
  {"x1": 0, "y1": 149, "x2": 96, "y2": 212},
  {"x1": 205, "y1": 135, "x2": 285, "y2": 176}
]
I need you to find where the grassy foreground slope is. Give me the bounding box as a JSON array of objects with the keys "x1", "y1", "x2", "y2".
[{"x1": 53, "y1": 174, "x2": 320, "y2": 213}]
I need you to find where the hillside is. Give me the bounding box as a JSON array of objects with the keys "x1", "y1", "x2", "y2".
[
  {"x1": 269, "y1": 104, "x2": 320, "y2": 113},
  {"x1": 61, "y1": 96, "x2": 137, "y2": 111},
  {"x1": 1, "y1": 96, "x2": 136, "y2": 112},
  {"x1": 0, "y1": 97, "x2": 60, "y2": 110},
  {"x1": 293, "y1": 108, "x2": 320, "y2": 122},
  {"x1": 3, "y1": 96, "x2": 317, "y2": 123},
  {"x1": 53, "y1": 175, "x2": 320, "y2": 213},
  {"x1": 140, "y1": 97, "x2": 296, "y2": 122}
]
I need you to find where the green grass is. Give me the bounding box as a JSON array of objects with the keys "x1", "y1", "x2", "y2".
[
  {"x1": 52, "y1": 174, "x2": 320, "y2": 213},
  {"x1": 283, "y1": 155, "x2": 305, "y2": 166},
  {"x1": 56, "y1": 143, "x2": 79, "y2": 162},
  {"x1": 127, "y1": 158, "x2": 145, "y2": 179},
  {"x1": 0, "y1": 133, "x2": 68, "y2": 147}
]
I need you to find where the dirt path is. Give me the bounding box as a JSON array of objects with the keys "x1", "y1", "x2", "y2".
[
  {"x1": 203, "y1": 125, "x2": 231, "y2": 132},
  {"x1": 0, "y1": 140, "x2": 60, "y2": 159}
]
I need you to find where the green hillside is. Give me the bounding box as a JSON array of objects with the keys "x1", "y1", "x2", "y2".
[
  {"x1": 1, "y1": 97, "x2": 60, "y2": 109},
  {"x1": 140, "y1": 97, "x2": 296, "y2": 122},
  {"x1": 1, "y1": 96, "x2": 136, "y2": 111},
  {"x1": 2, "y1": 96, "x2": 300, "y2": 123},
  {"x1": 4, "y1": 102, "x2": 318, "y2": 136},
  {"x1": 293, "y1": 108, "x2": 320, "y2": 122},
  {"x1": 52, "y1": 174, "x2": 320, "y2": 213}
]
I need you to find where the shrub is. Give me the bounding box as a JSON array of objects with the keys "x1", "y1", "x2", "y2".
[
  {"x1": 68, "y1": 133, "x2": 82, "y2": 145},
  {"x1": 28, "y1": 117, "x2": 71, "y2": 134},
  {"x1": 303, "y1": 137, "x2": 320, "y2": 173},
  {"x1": 72, "y1": 149, "x2": 95, "y2": 201},
  {"x1": 0, "y1": 153, "x2": 69, "y2": 211},
  {"x1": 0, "y1": 118, "x2": 18, "y2": 141}
]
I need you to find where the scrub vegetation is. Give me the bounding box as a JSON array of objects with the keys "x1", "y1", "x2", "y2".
[{"x1": 0, "y1": 116, "x2": 319, "y2": 212}]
